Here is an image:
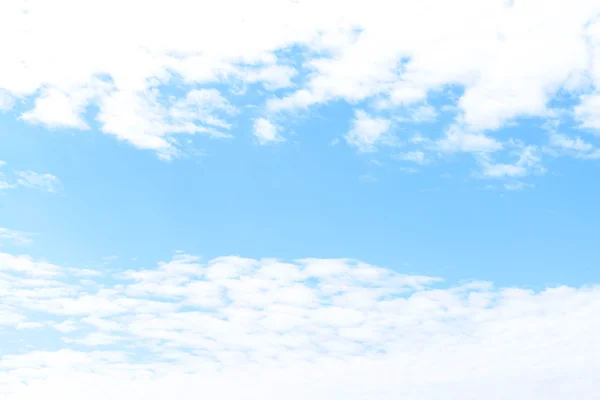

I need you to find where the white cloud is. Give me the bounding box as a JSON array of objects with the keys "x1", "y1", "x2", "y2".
[
  {"x1": 547, "y1": 133, "x2": 600, "y2": 159},
  {"x1": 358, "y1": 174, "x2": 378, "y2": 183},
  {"x1": 267, "y1": 0, "x2": 600, "y2": 132},
  {"x1": 1, "y1": 166, "x2": 61, "y2": 192},
  {"x1": 575, "y1": 93, "x2": 600, "y2": 131},
  {"x1": 437, "y1": 126, "x2": 503, "y2": 153},
  {"x1": 53, "y1": 320, "x2": 79, "y2": 333},
  {"x1": 480, "y1": 162, "x2": 527, "y2": 178},
  {"x1": 409, "y1": 104, "x2": 437, "y2": 122},
  {"x1": 504, "y1": 181, "x2": 534, "y2": 191},
  {"x1": 549, "y1": 133, "x2": 593, "y2": 152},
  {"x1": 409, "y1": 134, "x2": 428, "y2": 144},
  {"x1": 0, "y1": 162, "x2": 14, "y2": 190},
  {"x1": 478, "y1": 144, "x2": 545, "y2": 179},
  {"x1": 345, "y1": 110, "x2": 392, "y2": 152},
  {"x1": 399, "y1": 166, "x2": 419, "y2": 174},
  {"x1": 253, "y1": 118, "x2": 283, "y2": 144},
  {"x1": 21, "y1": 87, "x2": 93, "y2": 129},
  {"x1": 394, "y1": 104, "x2": 438, "y2": 123},
  {"x1": 1, "y1": 0, "x2": 596, "y2": 160},
  {"x1": 16, "y1": 171, "x2": 62, "y2": 193},
  {"x1": 395, "y1": 150, "x2": 429, "y2": 165},
  {"x1": 0, "y1": 162, "x2": 12, "y2": 189},
  {"x1": 96, "y1": 88, "x2": 236, "y2": 159},
  {"x1": 0, "y1": 173, "x2": 14, "y2": 190},
  {"x1": 244, "y1": 65, "x2": 298, "y2": 91},
  {"x1": 0, "y1": 227, "x2": 34, "y2": 246},
  {"x1": 0, "y1": 89, "x2": 14, "y2": 110},
  {"x1": 0, "y1": 252, "x2": 63, "y2": 277},
  {"x1": 0, "y1": 250, "x2": 598, "y2": 399},
  {"x1": 390, "y1": 85, "x2": 428, "y2": 106},
  {"x1": 68, "y1": 268, "x2": 102, "y2": 277},
  {"x1": 65, "y1": 332, "x2": 123, "y2": 346}
]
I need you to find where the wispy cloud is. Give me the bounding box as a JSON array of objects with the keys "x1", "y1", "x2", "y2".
[
  {"x1": 546, "y1": 133, "x2": 600, "y2": 159},
  {"x1": 394, "y1": 150, "x2": 430, "y2": 165},
  {"x1": 504, "y1": 181, "x2": 535, "y2": 191},
  {"x1": 359, "y1": 174, "x2": 378, "y2": 183},
  {"x1": 0, "y1": 172, "x2": 14, "y2": 190},
  {"x1": 0, "y1": 227, "x2": 35, "y2": 245},
  {"x1": 16, "y1": 171, "x2": 62, "y2": 194}
]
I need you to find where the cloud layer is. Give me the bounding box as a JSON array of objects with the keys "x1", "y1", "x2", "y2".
[
  {"x1": 0, "y1": 250, "x2": 598, "y2": 399},
  {"x1": 2, "y1": 0, "x2": 600, "y2": 168}
]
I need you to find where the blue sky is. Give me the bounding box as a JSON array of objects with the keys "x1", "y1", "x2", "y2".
[
  {"x1": 1, "y1": 0, "x2": 600, "y2": 399},
  {"x1": 2, "y1": 96, "x2": 599, "y2": 288}
]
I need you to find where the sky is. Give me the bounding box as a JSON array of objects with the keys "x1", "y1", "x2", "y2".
[{"x1": 1, "y1": 0, "x2": 600, "y2": 398}]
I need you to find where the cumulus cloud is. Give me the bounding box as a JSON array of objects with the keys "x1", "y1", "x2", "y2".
[
  {"x1": 0, "y1": 250, "x2": 598, "y2": 399},
  {"x1": 244, "y1": 65, "x2": 298, "y2": 91},
  {"x1": 21, "y1": 87, "x2": 97, "y2": 129},
  {"x1": 1, "y1": 0, "x2": 598, "y2": 164},
  {"x1": 345, "y1": 110, "x2": 393, "y2": 152},
  {"x1": 0, "y1": 252, "x2": 63, "y2": 277},
  {"x1": 575, "y1": 94, "x2": 600, "y2": 131},
  {"x1": 253, "y1": 118, "x2": 283, "y2": 144},
  {"x1": 477, "y1": 144, "x2": 545, "y2": 179},
  {"x1": 437, "y1": 126, "x2": 503, "y2": 153}
]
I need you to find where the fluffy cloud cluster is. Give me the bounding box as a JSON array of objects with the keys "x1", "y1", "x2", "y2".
[
  {"x1": 2, "y1": 0, "x2": 600, "y2": 170},
  {"x1": 0, "y1": 249, "x2": 598, "y2": 399}
]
